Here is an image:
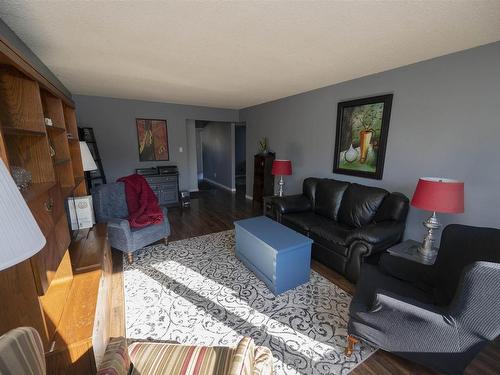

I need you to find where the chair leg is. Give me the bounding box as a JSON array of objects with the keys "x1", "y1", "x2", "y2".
[
  {"x1": 164, "y1": 237, "x2": 169, "y2": 246},
  {"x1": 127, "y1": 253, "x2": 133, "y2": 264},
  {"x1": 345, "y1": 335, "x2": 359, "y2": 357}
]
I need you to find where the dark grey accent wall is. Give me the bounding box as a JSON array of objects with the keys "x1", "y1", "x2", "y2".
[
  {"x1": 240, "y1": 42, "x2": 500, "y2": 242},
  {"x1": 73, "y1": 95, "x2": 238, "y2": 190},
  {"x1": 202, "y1": 122, "x2": 234, "y2": 189},
  {"x1": 0, "y1": 18, "x2": 72, "y2": 98}
]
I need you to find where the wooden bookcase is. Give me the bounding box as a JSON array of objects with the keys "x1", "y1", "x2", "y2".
[{"x1": 0, "y1": 36, "x2": 112, "y2": 374}]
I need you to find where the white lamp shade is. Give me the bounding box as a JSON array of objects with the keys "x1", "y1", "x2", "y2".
[
  {"x1": 80, "y1": 142, "x2": 98, "y2": 171},
  {"x1": 0, "y1": 159, "x2": 46, "y2": 271}
]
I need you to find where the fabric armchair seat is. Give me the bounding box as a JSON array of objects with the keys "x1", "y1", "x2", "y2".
[
  {"x1": 347, "y1": 224, "x2": 500, "y2": 375},
  {"x1": 92, "y1": 182, "x2": 171, "y2": 263},
  {"x1": 271, "y1": 177, "x2": 409, "y2": 282}
]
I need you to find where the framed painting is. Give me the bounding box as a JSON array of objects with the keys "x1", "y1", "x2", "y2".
[
  {"x1": 333, "y1": 94, "x2": 393, "y2": 180},
  {"x1": 136, "y1": 118, "x2": 169, "y2": 161}
]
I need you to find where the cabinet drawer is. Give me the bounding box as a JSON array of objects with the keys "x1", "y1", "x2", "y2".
[
  {"x1": 28, "y1": 191, "x2": 54, "y2": 237},
  {"x1": 146, "y1": 175, "x2": 177, "y2": 184},
  {"x1": 49, "y1": 185, "x2": 64, "y2": 222}
]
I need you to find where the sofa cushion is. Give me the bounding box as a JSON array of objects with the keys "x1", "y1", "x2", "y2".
[
  {"x1": 303, "y1": 177, "x2": 322, "y2": 207},
  {"x1": 129, "y1": 341, "x2": 234, "y2": 375},
  {"x1": 281, "y1": 212, "x2": 333, "y2": 234},
  {"x1": 349, "y1": 264, "x2": 435, "y2": 318},
  {"x1": 309, "y1": 223, "x2": 353, "y2": 256},
  {"x1": 337, "y1": 184, "x2": 388, "y2": 228},
  {"x1": 373, "y1": 192, "x2": 409, "y2": 223},
  {"x1": 97, "y1": 337, "x2": 131, "y2": 375},
  {"x1": 313, "y1": 179, "x2": 349, "y2": 220},
  {"x1": 0, "y1": 327, "x2": 46, "y2": 375}
]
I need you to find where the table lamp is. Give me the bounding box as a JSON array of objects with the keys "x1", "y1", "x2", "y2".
[
  {"x1": 0, "y1": 159, "x2": 45, "y2": 271},
  {"x1": 80, "y1": 141, "x2": 98, "y2": 172},
  {"x1": 411, "y1": 177, "x2": 464, "y2": 260},
  {"x1": 272, "y1": 160, "x2": 292, "y2": 197}
]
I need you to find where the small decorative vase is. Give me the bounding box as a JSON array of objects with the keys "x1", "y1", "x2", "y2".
[
  {"x1": 344, "y1": 144, "x2": 358, "y2": 163},
  {"x1": 359, "y1": 129, "x2": 374, "y2": 163},
  {"x1": 11, "y1": 166, "x2": 32, "y2": 190}
]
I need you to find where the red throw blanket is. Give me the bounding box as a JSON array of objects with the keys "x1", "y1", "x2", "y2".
[{"x1": 117, "y1": 174, "x2": 164, "y2": 228}]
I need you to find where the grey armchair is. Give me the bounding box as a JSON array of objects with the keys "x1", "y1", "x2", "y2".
[
  {"x1": 92, "y1": 182, "x2": 170, "y2": 263},
  {"x1": 347, "y1": 224, "x2": 500, "y2": 375}
]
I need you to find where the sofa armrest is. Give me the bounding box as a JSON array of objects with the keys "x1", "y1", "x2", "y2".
[
  {"x1": 346, "y1": 221, "x2": 405, "y2": 246},
  {"x1": 273, "y1": 194, "x2": 312, "y2": 214}
]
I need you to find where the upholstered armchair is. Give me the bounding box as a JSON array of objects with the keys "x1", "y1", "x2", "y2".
[
  {"x1": 347, "y1": 224, "x2": 500, "y2": 375},
  {"x1": 92, "y1": 182, "x2": 170, "y2": 263}
]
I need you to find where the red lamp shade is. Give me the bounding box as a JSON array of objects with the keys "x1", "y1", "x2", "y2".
[
  {"x1": 411, "y1": 177, "x2": 464, "y2": 213},
  {"x1": 272, "y1": 160, "x2": 292, "y2": 176}
]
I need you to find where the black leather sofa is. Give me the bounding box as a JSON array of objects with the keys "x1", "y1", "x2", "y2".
[{"x1": 270, "y1": 178, "x2": 409, "y2": 282}]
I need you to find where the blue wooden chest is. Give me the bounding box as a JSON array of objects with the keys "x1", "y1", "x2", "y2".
[{"x1": 234, "y1": 216, "x2": 313, "y2": 294}]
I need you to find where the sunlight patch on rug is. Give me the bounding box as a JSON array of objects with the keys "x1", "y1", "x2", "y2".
[{"x1": 124, "y1": 230, "x2": 376, "y2": 374}]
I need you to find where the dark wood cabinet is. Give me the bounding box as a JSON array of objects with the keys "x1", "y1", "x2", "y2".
[{"x1": 253, "y1": 152, "x2": 275, "y2": 203}]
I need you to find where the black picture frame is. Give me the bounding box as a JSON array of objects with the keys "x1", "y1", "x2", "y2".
[{"x1": 333, "y1": 94, "x2": 393, "y2": 180}]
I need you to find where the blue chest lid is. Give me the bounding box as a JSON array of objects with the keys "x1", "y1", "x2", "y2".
[{"x1": 234, "y1": 216, "x2": 312, "y2": 251}]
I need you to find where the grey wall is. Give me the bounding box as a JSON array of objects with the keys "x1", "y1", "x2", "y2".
[
  {"x1": 73, "y1": 95, "x2": 238, "y2": 190},
  {"x1": 201, "y1": 122, "x2": 234, "y2": 190},
  {"x1": 240, "y1": 42, "x2": 500, "y2": 242}
]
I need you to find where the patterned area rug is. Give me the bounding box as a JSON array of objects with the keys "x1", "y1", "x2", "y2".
[{"x1": 124, "y1": 230, "x2": 376, "y2": 374}]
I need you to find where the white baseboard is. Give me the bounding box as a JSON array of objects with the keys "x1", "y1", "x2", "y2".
[
  {"x1": 245, "y1": 194, "x2": 253, "y2": 200},
  {"x1": 204, "y1": 178, "x2": 236, "y2": 193},
  {"x1": 189, "y1": 188, "x2": 199, "y2": 192}
]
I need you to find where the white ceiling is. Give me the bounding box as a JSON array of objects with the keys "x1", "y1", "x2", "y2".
[{"x1": 1, "y1": 1, "x2": 500, "y2": 109}]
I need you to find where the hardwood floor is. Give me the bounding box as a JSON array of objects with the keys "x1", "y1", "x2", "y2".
[{"x1": 110, "y1": 183, "x2": 500, "y2": 374}]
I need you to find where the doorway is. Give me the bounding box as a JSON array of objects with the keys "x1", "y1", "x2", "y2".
[{"x1": 234, "y1": 124, "x2": 246, "y2": 196}]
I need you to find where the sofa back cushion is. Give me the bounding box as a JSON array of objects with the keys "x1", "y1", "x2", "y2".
[
  {"x1": 92, "y1": 182, "x2": 129, "y2": 222},
  {"x1": 338, "y1": 183, "x2": 388, "y2": 228},
  {"x1": 373, "y1": 192, "x2": 409, "y2": 223},
  {"x1": 313, "y1": 179, "x2": 349, "y2": 220},
  {"x1": 302, "y1": 177, "x2": 322, "y2": 207}
]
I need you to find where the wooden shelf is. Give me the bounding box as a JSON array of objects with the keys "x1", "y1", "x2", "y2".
[
  {"x1": 45, "y1": 125, "x2": 66, "y2": 133},
  {"x1": 61, "y1": 177, "x2": 85, "y2": 198},
  {"x1": 2, "y1": 126, "x2": 46, "y2": 137},
  {"x1": 20, "y1": 181, "x2": 56, "y2": 202},
  {"x1": 54, "y1": 158, "x2": 71, "y2": 165}
]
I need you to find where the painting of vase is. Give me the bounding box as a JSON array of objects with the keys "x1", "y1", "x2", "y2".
[{"x1": 333, "y1": 94, "x2": 393, "y2": 180}]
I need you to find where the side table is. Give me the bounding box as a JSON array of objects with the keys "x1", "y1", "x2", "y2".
[
  {"x1": 387, "y1": 239, "x2": 438, "y2": 265},
  {"x1": 263, "y1": 195, "x2": 278, "y2": 220}
]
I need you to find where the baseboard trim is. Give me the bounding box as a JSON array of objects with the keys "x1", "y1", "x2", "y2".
[
  {"x1": 189, "y1": 188, "x2": 199, "y2": 193},
  {"x1": 204, "y1": 178, "x2": 236, "y2": 193}
]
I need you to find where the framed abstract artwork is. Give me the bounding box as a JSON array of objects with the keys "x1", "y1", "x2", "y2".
[
  {"x1": 136, "y1": 118, "x2": 169, "y2": 161},
  {"x1": 333, "y1": 94, "x2": 393, "y2": 180}
]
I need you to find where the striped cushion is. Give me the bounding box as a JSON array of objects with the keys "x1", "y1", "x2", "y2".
[
  {"x1": 97, "y1": 337, "x2": 131, "y2": 375},
  {"x1": 228, "y1": 338, "x2": 273, "y2": 375},
  {"x1": 129, "y1": 342, "x2": 235, "y2": 375},
  {"x1": 253, "y1": 346, "x2": 273, "y2": 375},
  {"x1": 228, "y1": 337, "x2": 254, "y2": 375},
  {"x1": 0, "y1": 327, "x2": 46, "y2": 375}
]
